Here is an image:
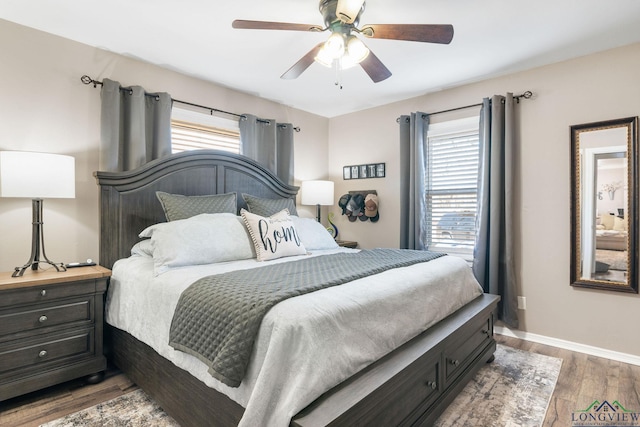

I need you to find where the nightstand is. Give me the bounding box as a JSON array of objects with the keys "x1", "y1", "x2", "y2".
[
  {"x1": 336, "y1": 240, "x2": 358, "y2": 248},
  {"x1": 0, "y1": 265, "x2": 110, "y2": 401}
]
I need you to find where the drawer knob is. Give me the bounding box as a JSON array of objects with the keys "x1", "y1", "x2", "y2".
[
  {"x1": 38, "y1": 315, "x2": 48, "y2": 323},
  {"x1": 450, "y1": 359, "x2": 460, "y2": 367},
  {"x1": 40, "y1": 289, "x2": 47, "y2": 297},
  {"x1": 426, "y1": 381, "x2": 437, "y2": 390},
  {"x1": 39, "y1": 350, "x2": 48, "y2": 358},
  {"x1": 482, "y1": 329, "x2": 490, "y2": 336}
]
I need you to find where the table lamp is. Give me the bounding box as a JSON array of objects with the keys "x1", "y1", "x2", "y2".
[
  {"x1": 0, "y1": 151, "x2": 75, "y2": 277},
  {"x1": 300, "y1": 180, "x2": 334, "y2": 223}
]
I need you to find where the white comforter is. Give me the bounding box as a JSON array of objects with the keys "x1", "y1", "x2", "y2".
[{"x1": 106, "y1": 248, "x2": 483, "y2": 427}]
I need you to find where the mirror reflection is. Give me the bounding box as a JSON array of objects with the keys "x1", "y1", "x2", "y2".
[
  {"x1": 591, "y1": 153, "x2": 626, "y2": 282},
  {"x1": 571, "y1": 116, "x2": 638, "y2": 293}
]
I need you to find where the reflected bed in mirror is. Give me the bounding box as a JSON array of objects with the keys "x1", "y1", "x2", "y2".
[{"x1": 570, "y1": 116, "x2": 638, "y2": 293}]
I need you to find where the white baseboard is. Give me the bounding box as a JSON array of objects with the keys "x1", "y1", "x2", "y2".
[{"x1": 495, "y1": 325, "x2": 640, "y2": 366}]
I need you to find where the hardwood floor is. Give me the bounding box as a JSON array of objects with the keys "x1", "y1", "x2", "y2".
[
  {"x1": 496, "y1": 334, "x2": 640, "y2": 427},
  {"x1": 1, "y1": 335, "x2": 639, "y2": 426},
  {"x1": 0, "y1": 362, "x2": 138, "y2": 427}
]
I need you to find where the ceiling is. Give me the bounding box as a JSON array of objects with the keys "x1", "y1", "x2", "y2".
[{"x1": 2, "y1": 0, "x2": 640, "y2": 118}]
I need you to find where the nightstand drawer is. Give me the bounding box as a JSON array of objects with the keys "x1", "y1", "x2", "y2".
[
  {"x1": 0, "y1": 299, "x2": 92, "y2": 337},
  {"x1": 0, "y1": 329, "x2": 93, "y2": 375},
  {"x1": 0, "y1": 281, "x2": 96, "y2": 308}
]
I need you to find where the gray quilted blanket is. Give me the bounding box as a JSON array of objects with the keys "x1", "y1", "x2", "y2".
[{"x1": 168, "y1": 248, "x2": 445, "y2": 387}]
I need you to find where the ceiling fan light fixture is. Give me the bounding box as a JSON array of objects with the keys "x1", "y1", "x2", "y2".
[
  {"x1": 324, "y1": 32, "x2": 345, "y2": 58},
  {"x1": 336, "y1": 0, "x2": 365, "y2": 24},
  {"x1": 315, "y1": 32, "x2": 345, "y2": 67},
  {"x1": 344, "y1": 35, "x2": 369, "y2": 66},
  {"x1": 314, "y1": 46, "x2": 335, "y2": 68},
  {"x1": 339, "y1": 55, "x2": 357, "y2": 70}
]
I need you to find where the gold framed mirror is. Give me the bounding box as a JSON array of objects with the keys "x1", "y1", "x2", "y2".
[{"x1": 570, "y1": 116, "x2": 638, "y2": 293}]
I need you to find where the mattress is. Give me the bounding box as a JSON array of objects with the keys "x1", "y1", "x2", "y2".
[
  {"x1": 106, "y1": 248, "x2": 483, "y2": 427},
  {"x1": 596, "y1": 229, "x2": 628, "y2": 251}
]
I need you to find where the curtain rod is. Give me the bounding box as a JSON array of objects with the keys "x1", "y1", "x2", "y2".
[
  {"x1": 395, "y1": 91, "x2": 533, "y2": 123},
  {"x1": 80, "y1": 75, "x2": 300, "y2": 132}
]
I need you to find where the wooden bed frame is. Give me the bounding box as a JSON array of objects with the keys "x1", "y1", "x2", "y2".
[{"x1": 95, "y1": 150, "x2": 499, "y2": 427}]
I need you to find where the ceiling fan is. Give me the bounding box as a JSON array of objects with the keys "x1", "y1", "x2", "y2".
[{"x1": 232, "y1": 0, "x2": 454, "y2": 83}]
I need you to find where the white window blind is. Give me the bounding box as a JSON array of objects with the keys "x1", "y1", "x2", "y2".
[
  {"x1": 426, "y1": 117, "x2": 479, "y2": 260},
  {"x1": 170, "y1": 107, "x2": 240, "y2": 154}
]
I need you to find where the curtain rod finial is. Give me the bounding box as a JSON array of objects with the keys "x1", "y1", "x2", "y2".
[{"x1": 80, "y1": 75, "x2": 102, "y2": 88}]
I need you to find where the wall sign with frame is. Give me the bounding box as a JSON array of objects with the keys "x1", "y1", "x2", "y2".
[{"x1": 343, "y1": 163, "x2": 385, "y2": 180}]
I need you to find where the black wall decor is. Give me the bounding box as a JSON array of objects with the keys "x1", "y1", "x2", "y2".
[{"x1": 343, "y1": 163, "x2": 385, "y2": 180}]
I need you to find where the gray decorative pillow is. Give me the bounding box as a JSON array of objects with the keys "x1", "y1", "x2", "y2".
[
  {"x1": 156, "y1": 191, "x2": 237, "y2": 221},
  {"x1": 242, "y1": 193, "x2": 298, "y2": 217}
]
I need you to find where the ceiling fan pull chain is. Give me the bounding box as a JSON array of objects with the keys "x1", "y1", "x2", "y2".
[{"x1": 334, "y1": 59, "x2": 343, "y2": 89}]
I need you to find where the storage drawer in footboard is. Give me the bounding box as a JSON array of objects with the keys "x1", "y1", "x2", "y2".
[
  {"x1": 338, "y1": 350, "x2": 441, "y2": 426},
  {"x1": 443, "y1": 314, "x2": 493, "y2": 386},
  {"x1": 291, "y1": 294, "x2": 500, "y2": 427},
  {"x1": 292, "y1": 347, "x2": 442, "y2": 427}
]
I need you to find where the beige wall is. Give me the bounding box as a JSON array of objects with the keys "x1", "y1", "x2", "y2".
[
  {"x1": 328, "y1": 43, "x2": 640, "y2": 356},
  {"x1": 0, "y1": 19, "x2": 328, "y2": 272},
  {"x1": 2, "y1": 17, "x2": 639, "y2": 357}
]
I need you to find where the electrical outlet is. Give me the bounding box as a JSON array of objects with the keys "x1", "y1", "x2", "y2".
[{"x1": 517, "y1": 296, "x2": 526, "y2": 310}]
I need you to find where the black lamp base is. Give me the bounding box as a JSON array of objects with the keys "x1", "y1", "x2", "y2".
[{"x1": 12, "y1": 199, "x2": 66, "y2": 278}]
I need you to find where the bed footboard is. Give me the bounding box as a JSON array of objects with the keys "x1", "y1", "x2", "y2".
[
  {"x1": 106, "y1": 293, "x2": 499, "y2": 427},
  {"x1": 292, "y1": 293, "x2": 499, "y2": 427}
]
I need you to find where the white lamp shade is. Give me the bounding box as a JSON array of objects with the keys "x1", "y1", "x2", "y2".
[
  {"x1": 324, "y1": 33, "x2": 345, "y2": 59},
  {"x1": 336, "y1": 0, "x2": 365, "y2": 24},
  {"x1": 342, "y1": 36, "x2": 370, "y2": 69},
  {"x1": 315, "y1": 46, "x2": 335, "y2": 68},
  {"x1": 0, "y1": 151, "x2": 75, "y2": 198},
  {"x1": 301, "y1": 180, "x2": 334, "y2": 206}
]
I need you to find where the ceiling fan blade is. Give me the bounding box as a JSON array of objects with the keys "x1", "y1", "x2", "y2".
[
  {"x1": 281, "y1": 43, "x2": 325, "y2": 80},
  {"x1": 359, "y1": 49, "x2": 392, "y2": 83},
  {"x1": 232, "y1": 20, "x2": 323, "y2": 32},
  {"x1": 360, "y1": 24, "x2": 454, "y2": 44}
]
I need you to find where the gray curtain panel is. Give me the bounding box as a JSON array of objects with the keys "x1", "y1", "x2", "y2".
[
  {"x1": 239, "y1": 114, "x2": 294, "y2": 185},
  {"x1": 100, "y1": 78, "x2": 172, "y2": 172},
  {"x1": 399, "y1": 112, "x2": 429, "y2": 250},
  {"x1": 472, "y1": 94, "x2": 519, "y2": 328}
]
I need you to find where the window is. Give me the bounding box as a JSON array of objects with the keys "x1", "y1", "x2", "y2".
[
  {"x1": 425, "y1": 117, "x2": 480, "y2": 261},
  {"x1": 171, "y1": 107, "x2": 240, "y2": 154}
]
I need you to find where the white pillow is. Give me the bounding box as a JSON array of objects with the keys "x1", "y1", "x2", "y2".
[
  {"x1": 131, "y1": 239, "x2": 153, "y2": 257},
  {"x1": 600, "y1": 213, "x2": 615, "y2": 230},
  {"x1": 241, "y1": 208, "x2": 307, "y2": 261},
  {"x1": 139, "y1": 213, "x2": 255, "y2": 275},
  {"x1": 291, "y1": 216, "x2": 339, "y2": 250},
  {"x1": 613, "y1": 216, "x2": 627, "y2": 232}
]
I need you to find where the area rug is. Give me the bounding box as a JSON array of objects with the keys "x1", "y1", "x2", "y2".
[
  {"x1": 596, "y1": 249, "x2": 627, "y2": 271},
  {"x1": 434, "y1": 344, "x2": 563, "y2": 427},
  {"x1": 41, "y1": 345, "x2": 562, "y2": 427},
  {"x1": 40, "y1": 389, "x2": 180, "y2": 427}
]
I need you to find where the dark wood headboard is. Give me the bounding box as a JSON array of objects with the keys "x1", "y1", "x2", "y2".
[{"x1": 94, "y1": 150, "x2": 299, "y2": 269}]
